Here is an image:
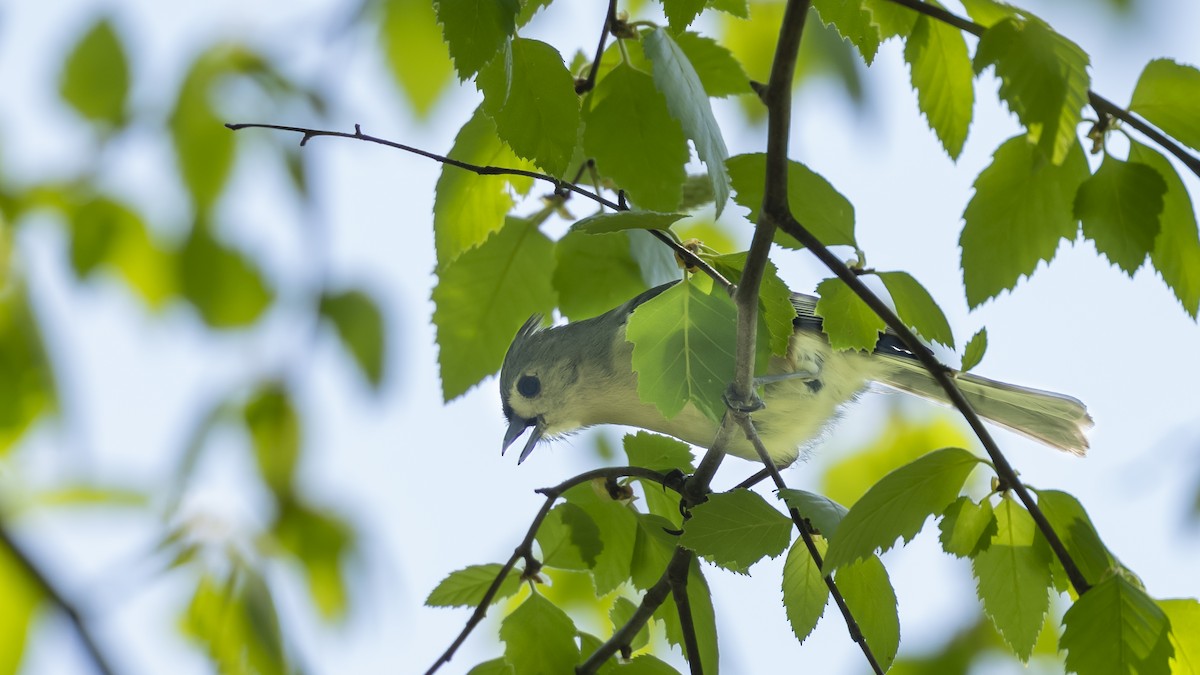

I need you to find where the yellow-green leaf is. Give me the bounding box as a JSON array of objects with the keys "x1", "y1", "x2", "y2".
[{"x1": 59, "y1": 18, "x2": 128, "y2": 127}]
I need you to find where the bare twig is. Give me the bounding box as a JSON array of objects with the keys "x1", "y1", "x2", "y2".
[
  {"x1": 667, "y1": 551, "x2": 704, "y2": 675},
  {"x1": 576, "y1": 0, "x2": 619, "y2": 94}
]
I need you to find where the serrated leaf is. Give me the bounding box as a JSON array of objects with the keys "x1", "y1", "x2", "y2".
[
  {"x1": 59, "y1": 18, "x2": 128, "y2": 127},
  {"x1": 564, "y1": 483, "x2": 638, "y2": 595},
  {"x1": 726, "y1": 153, "x2": 857, "y2": 249},
  {"x1": 973, "y1": 18, "x2": 1090, "y2": 165},
  {"x1": 553, "y1": 231, "x2": 648, "y2": 321},
  {"x1": 478, "y1": 38, "x2": 581, "y2": 178},
  {"x1": 814, "y1": 277, "x2": 885, "y2": 352},
  {"x1": 709, "y1": 0, "x2": 749, "y2": 17},
  {"x1": 501, "y1": 592, "x2": 580, "y2": 673},
  {"x1": 319, "y1": 289, "x2": 386, "y2": 390},
  {"x1": 707, "y1": 251, "x2": 795, "y2": 357},
  {"x1": 381, "y1": 0, "x2": 453, "y2": 116},
  {"x1": 904, "y1": 12, "x2": 973, "y2": 159},
  {"x1": 243, "y1": 385, "x2": 299, "y2": 495},
  {"x1": 938, "y1": 495, "x2": 996, "y2": 558},
  {"x1": 516, "y1": 0, "x2": 552, "y2": 26},
  {"x1": 877, "y1": 270, "x2": 955, "y2": 348},
  {"x1": 571, "y1": 211, "x2": 690, "y2": 235},
  {"x1": 679, "y1": 489, "x2": 792, "y2": 573},
  {"x1": 644, "y1": 28, "x2": 731, "y2": 216},
  {"x1": 781, "y1": 536, "x2": 829, "y2": 643},
  {"x1": 1130, "y1": 59, "x2": 1200, "y2": 153},
  {"x1": 432, "y1": 217, "x2": 555, "y2": 400},
  {"x1": 674, "y1": 31, "x2": 750, "y2": 97},
  {"x1": 1034, "y1": 489, "x2": 1114, "y2": 586},
  {"x1": 1129, "y1": 142, "x2": 1200, "y2": 318},
  {"x1": 961, "y1": 327, "x2": 988, "y2": 372},
  {"x1": 624, "y1": 431, "x2": 696, "y2": 473},
  {"x1": 178, "y1": 226, "x2": 273, "y2": 329},
  {"x1": 778, "y1": 489, "x2": 849, "y2": 539},
  {"x1": 972, "y1": 495, "x2": 1053, "y2": 661},
  {"x1": 812, "y1": 0, "x2": 882, "y2": 64},
  {"x1": 610, "y1": 597, "x2": 650, "y2": 651},
  {"x1": 631, "y1": 513, "x2": 677, "y2": 589},
  {"x1": 659, "y1": 0, "x2": 707, "y2": 32},
  {"x1": 653, "y1": 558, "x2": 718, "y2": 673},
  {"x1": 823, "y1": 447, "x2": 980, "y2": 572},
  {"x1": 435, "y1": 0, "x2": 518, "y2": 80},
  {"x1": 433, "y1": 107, "x2": 534, "y2": 267},
  {"x1": 864, "y1": 0, "x2": 917, "y2": 39},
  {"x1": 1074, "y1": 155, "x2": 1165, "y2": 275},
  {"x1": 1158, "y1": 598, "x2": 1200, "y2": 674},
  {"x1": 1061, "y1": 575, "x2": 1173, "y2": 675},
  {"x1": 583, "y1": 64, "x2": 689, "y2": 212},
  {"x1": 537, "y1": 503, "x2": 603, "y2": 571},
  {"x1": 0, "y1": 285, "x2": 57, "y2": 456},
  {"x1": 835, "y1": 554, "x2": 900, "y2": 670},
  {"x1": 959, "y1": 135, "x2": 1089, "y2": 308},
  {"x1": 426, "y1": 563, "x2": 521, "y2": 608}
]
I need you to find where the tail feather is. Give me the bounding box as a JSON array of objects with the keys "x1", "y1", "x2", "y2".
[{"x1": 876, "y1": 357, "x2": 1093, "y2": 456}]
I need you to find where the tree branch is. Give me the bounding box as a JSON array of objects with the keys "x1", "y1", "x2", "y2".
[
  {"x1": 575, "y1": 0, "x2": 619, "y2": 94},
  {"x1": 666, "y1": 551, "x2": 704, "y2": 675}
]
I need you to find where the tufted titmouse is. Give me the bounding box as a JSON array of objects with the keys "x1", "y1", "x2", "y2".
[{"x1": 499, "y1": 282, "x2": 1091, "y2": 466}]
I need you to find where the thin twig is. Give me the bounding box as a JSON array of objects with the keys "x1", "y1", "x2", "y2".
[
  {"x1": 576, "y1": 0, "x2": 619, "y2": 94},
  {"x1": 666, "y1": 551, "x2": 704, "y2": 675},
  {"x1": 0, "y1": 525, "x2": 118, "y2": 675}
]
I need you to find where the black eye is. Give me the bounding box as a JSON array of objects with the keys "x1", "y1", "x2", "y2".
[{"x1": 517, "y1": 375, "x2": 541, "y2": 398}]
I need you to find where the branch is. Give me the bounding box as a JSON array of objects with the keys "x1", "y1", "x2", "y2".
[
  {"x1": 224, "y1": 122, "x2": 734, "y2": 294},
  {"x1": 666, "y1": 551, "x2": 704, "y2": 675},
  {"x1": 575, "y1": 0, "x2": 619, "y2": 95},
  {"x1": 0, "y1": 525, "x2": 118, "y2": 675},
  {"x1": 425, "y1": 466, "x2": 674, "y2": 674},
  {"x1": 883, "y1": 0, "x2": 1200, "y2": 179}
]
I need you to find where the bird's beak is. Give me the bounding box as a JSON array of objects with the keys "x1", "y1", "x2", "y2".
[{"x1": 502, "y1": 416, "x2": 543, "y2": 465}]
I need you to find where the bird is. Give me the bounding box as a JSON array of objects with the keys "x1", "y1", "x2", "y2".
[{"x1": 499, "y1": 281, "x2": 1092, "y2": 466}]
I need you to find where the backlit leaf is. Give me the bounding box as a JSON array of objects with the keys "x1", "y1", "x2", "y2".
[
  {"x1": 938, "y1": 495, "x2": 996, "y2": 558},
  {"x1": 878, "y1": 270, "x2": 955, "y2": 348},
  {"x1": 726, "y1": 153, "x2": 857, "y2": 249},
  {"x1": 960, "y1": 327, "x2": 988, "y2": 372},
  {"x1": 553, "y1": 231, "x2": 648, "y2": 321},
  {"x1": 564, "y1": 483, "x2": 638, "y2": 595},
  {"x1": 778, "y1": 489, "x2": 848, "y2": 539},
  {"x1": 435, "y1": 0, "x2": 519, "y2": 80},
  {"x1": 537, "y1": 503, "x2": 602, "y2": 571},
  {"x1": 674, "y1": 31, "x2": 750, "y2": 97},
  {"x1": 0, "y1": 284, "x2": 57, "y2": 456},
  {"x1": 1129, "y1": 59, "x2": 1200, "y2": 153},
  {"x1": 0, "y1": 538, "x2": 43, "y2": 675},
  {"x1": 1158, "y1": 598, "x2": 1200, "y2": 675},
  {"x1": 904, "y1": 12, "x2": 973, "y2": 159},
  {"x1": 273, "y1": 498, "x2": 354, "y2": 620},
  {"x1": 1129, "y1": 142, "x2": 1200, "y2": 318},
  {"x1": 814, "y1": 277, "x2": 885, "y2": 352},
  {"x1": 571, "y1": 211, "x2": 689, "y2": 235},
  {"x1": 812, "y1": 0, "x2": 882, "y2": 64},
  {"x1": 319, "y1": 289, "x2": 387, "y2": 390},
  {"x1": 382, "y1": 0, "x2": 454, "y2": 116},
  {"x1": 1075, "y1": 155, "x2": 1165, "y2": 275},
  {"x1": 501, "y1": 593, "x2": 580, "y2": 673},
  {"x1": 1034, "y1": 489, "x2": 1115, "y2": 587},
  {"x1": 707, "y1": 251, "x2": 795, "y2": 357},
  {"x1": 59, "y1": 18, "x2": 128, "y2": 127},
  {"x1": 1061, "y1": 575, "x2": 1173, "y2": 675},
  {"x1": 426, "y1": 564, "x2": 521, "y2": 608},
  {"x1": 243, "y1": 384, "x2": 300, "y2": 495},
  {"x1": 624, "y1": 431, "x2": 695, "y2": 473},
  {"x1": 68, "y1": 196, "x2": 176, "y2": 309},
  {"x1": 659, "y1": 0, "x2": 707, "y2": 32},
  {"x1": 781, "y1": 535, "x2": 829, "y2": 643},
  {"x1": 178, "y1": 226, "x2": 273, "y2": 329},
  {"x1": 679, "y1": 489, "x2": 792, "y2": 573},
  {"x1": 836, "y1": 554, "x2": 900, "y2": 670}
]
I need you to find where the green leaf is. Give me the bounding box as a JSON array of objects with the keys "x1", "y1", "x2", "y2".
[
  {"x1": 433, "y1": 107, "x2": 534, "y2": 267},
  {"x1": 501, "y1": 592, "x2": 580, "y2": 673},
  {"x1": 1074, "y1": 155, "x2": 1166, "y2": 275},
  {"x1": 517, "y1": 0, "x2": 553, "y2": 26},
  {"x1": 1034, "y1": 489, "x2": 1114, "y2": 586},
  {"x1": 0, "y1": 538, "x2": 43, "y2": 675},
  {"x1": 1158, "y1": 598, "x2": 1200, "y2": 674},
  {"x1": 726, "y1": 153, "x2": 858, "y2": 249},
  {"x1": 674, "y1": 31, "x2": 750, "y2": 97},
  {"x1": 1130, "y1": 59, "x2": 1200, "y2": 153},
  {"x1": 778, "y1": 489, "x2": 849, "y2": 539},
  {"x1": 426, "y1": 564, "x2": 521, "y2": 608},
  {"x1": 812, "y1": 0, "x2": 882, "y2": 64},
  {"x1": 182, "y1": 570, "x2": 286, "y2": 675},
  {"x1": 960, "y1": 327, "x2": 988, "y2": 372},
  {"x1": 973, "y1": 18, "x2": 1090, "y2": 165},
  {"x1": 823, "y1": 447, "x2": 980, "y2": 572},
  {"x1": 435, "y1": 0, "x2": 519, "y2": 80},
  {"x1": 68, "y1": 197, "x2": 177, "y2": 309},
  {"x1": 814, "y1": 277, "x2": 885, "y2": 352},
  {"x1": 0, "y1": 284, "x2": 57, "y2": 456},
  {"x1": 537, "y1": 503, "x2": 603, "y2": 571},
  {"x1": 1129, "y1": 142, "x2": 1200, "y2": 318},
  {"x1": 583, "y1": 64, "x2": 690, "y2": 212},
  {"x1": 630, "y1": 514, "x2": 678, "y2": 589},
  {"x1": 466, "y1": 658, "x2": 515, "y2": 675},
  {"x1": 272, "y1": 498, "x2": 354, "y2": 620},
  {"x1": 959, "y1": 135, "x2": 1089, "y2": 308},
  {"x1": 959, "y1": 0, "x2": 1018, "y2": 27},
  {"x1": 626, "y1": 275, "x2": 737, "y2": 422},
  {"x1": 972, "y1": 495, "x2": 1053, "y2": 661},
  {"x1": 679, "y1": 489, "x2": 792, "y2": 573},
  {"x1": 877, "y1": 271, "x2": 955, "y2": 348},
  {"x1": 478, "y1": 38, "x2": 581, "y2": 178},
  {"x1": 170, "y1": 50, "x2": 239, "y2": 212},
  {"x1": 610, "y1": 597, "x2": 650, "y2": 651},
  {"x1": 864, "y1": 0, "x2": 918, "y2": 39},
  {"x1": 836, "y1": 554, "x2": 900, "y2": 670},
  {"x1": 938, "y1": 495, "x2": 996, "y2": 558},
  {"x1": 781, "y1": 536, "x2": 829, "y2": 644},
  {"x1": 553, "y1": 231, "x2": 649, "y2": 321},
  {"x1": 653, "y1": 557, "x2": 718, "y2": 674},
  {"x1": 564, "y1": 483, "x2": 638, "y2": 595},
  {"x1": 59, "y1": 18, "x2": 128, "y2": 127},
  {"x1": 903, "y1": 12, "x2": 973, "y2": 159},
  {"x1": 243, "y1": 385, "x2": 300, "y2": 495},
  {"x1": 381, "y1": 0, "x2": 454, "y2": 117},
  {"x1": 178, "y1": 226, "x2": 273, "y2": 329},
  {"x1": 432, "y1": 216, "x2": 555, "y2": 400},
  {"x1": 644, "y1": 28, "x2": 731, "y2": 215},
  {"x1": 572, "y1": 211, "x2": 690, "y2": 235},
  {"x1": 1061, "y1": 575, "x2": 1173, "y2": 675},
  {"x1": 614, "y1": 655, "x2": 679, "y2": 674},
  {"x1": 624, "y1": 431, "x2": 696, "y2": 473},
  {"x1": 659, "y1": 0, "x2": 707, "y2": 32},
  {"x1": 319, "y1": 289, "x2": 386, "y2": 390},
  {"x1": 707, "y1": 252, "x2": 795, "y2": 357}
]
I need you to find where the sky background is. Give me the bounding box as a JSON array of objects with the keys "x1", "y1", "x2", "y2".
[{"x1": 2, "y1": 0, "x2": 1199, "y2": 673}]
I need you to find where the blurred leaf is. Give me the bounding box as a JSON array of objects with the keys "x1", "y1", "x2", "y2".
[
  {"x1": 553, "y1": 231, "x2": 648, "y2": 321},
  {"x1": 812, "y1": 0, "x2": 882, "y2": 64},
  {"x1": 0, "y1": 285, "x2": 57, "y2": 456},
  {"x1": 973, "y1": 18, "x2": 1090, "y2": 165},
  {"x1": 319, "y1": 289, "x2": 387, "y2": 390},
  {"x1": 179, "y1": 226, "x2": 273, "y2": 329},
  {"x1": 564, "y1": 482, "x2": 638, "y2": 595},
  {"x1": 960, "y1": 135, "x2": 1089, "y2": 308},
  {"x1": 20, "y1": 485, "x2": 148, "y2": 512},
  {"x1": 1061, "y1": 575, "x2": 1173, "y2": 675},
  {"x1": 181, "y1": 570, "x2": 286, "y2": 675},
  {"x1": 273, "y1": 498, "x2": 354, "y2": 620},
  {"x1": 69, "y1": 197, "x2": 176, "y2": 308},
  {"x1": 537, "y1": 502, "x2": 602, "y2": 571},
  {"x1": 1129, "y1": 142, "x2": 1200, "y2": 318},
  {"x1": 381, "y1": 0, "x2": 454, "y2": 117},
  {"x1": 59, "y1": 18, "x2": 128, "y2": 128},
  {"x1": 478, "y1": 38, "x2": 580, "y2": 178},
  {"x1": 610, "y1": 597, "x2": 650, "y2": 651},
  {"x1": 960, "y1": 327, "x2": 987, "y2": 372},
  {"x1": 435, "y1": 0, "x2": 519, "y2": 80},
  {"x1": 243, "y1": 384, "x2": 299, "y2": 495},
  {"x1": 904, "y1": 11, "x2": 973, "y2": 159},
  {"x1": 726, "y1": 153, "x2": 858, "y2": 249},
  {"x1": 680, "y1": 489, "x2": 792, "y2": 573},
  {"x1": 653, "y1": 557, "x2": 718, "y2": 673},
  {"x1": 432, "y1": 216, "x2": 555, "y2": 400},
  {"x1": 433, "y1": 107, "x2": 534, "y2": 268},
  {"x1": 781, "y1": 535, "x2": 829, "y2": 644},
  {"x1": 0, "y1": 538, "x2": 43, "y2": 675},
  {"x1": 1129, "y1": 59, "x2": 1200, "y2": 153},
  {"x1": 674, "y1": 31, "x2": 750, "y2": 97},
  {"x1": 814, "y1": 277, "x2": 885, "y2": 352},
  {"x1": 644, "y1": 28, "x2": 731, "y2": 215},
  {"x1": 583, "y1": 64, "x2": 689, "y2": 212},
  {"x1": 836, "y1": 554, "x2": 900, "y2": 670},
  {"x1": 938, "y1": 496, "x2": 996, "y2": 558},
  {"x1": 972, "y1": 495, "x2": 1052, "y2": 661},
  {"x1": 1074, "y1": 155, "x2": 1165, "y2": 275},
  {"x1": 572, "y1": 211, "x2": 689, "y2": 235},
  {"x1": 426, "y1": 563, "x2": 521, "y2": 608},
  {"x1": 823, "y1": 447, "x2": 980, "y2": 572},
  {"x1": 1034, "y1": 489, "x2": 1114, "y2": 587},
  {"x1": 1158, "y1": 598, "x2": 1200, "y2": 674},
  {"x1": 170, "y1": 49, "x2": 240, "y2": 212},
  {"x1": 778, "y1": 489, "x2": 848, "y2": 539},
  {"x1": 501, "y1": 592, "x2": 580, "y2": 673},
  {"x1": 877, "y1": 271, "x2": 955, "y2": 349}
]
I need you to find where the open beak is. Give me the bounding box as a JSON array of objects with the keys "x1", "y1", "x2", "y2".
[{"x1": 502, "y1": 415, "x2": 543, "y2": 465}]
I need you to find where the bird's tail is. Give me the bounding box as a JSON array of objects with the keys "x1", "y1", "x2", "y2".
[{"x1": 876, "y1": 357, "x2": 1093, "y2": 455}]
